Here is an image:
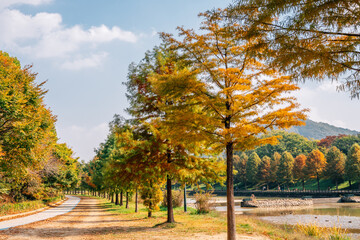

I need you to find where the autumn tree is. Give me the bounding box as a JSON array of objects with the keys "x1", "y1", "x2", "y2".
[
  {"x1": 276, "y1": 151, "x2": 294, "y2": 188},
  {"x1": 325, "y1": 146, "x2": 345, "y2": 190},
  {"x1": 293, "y1": 154, "x2": 307, "y2": 190},
  {"x1": 258, "y1": 156, "x2": 271, "y2": 189},
  {"x1": 305, "y1": 149, "x2": 326, "y2": 190},
  {"x1": 246, "y1": 152, "x2": 261, "y2": 186},
  {"x1": 155, "y1": 9, "x2": 306, "y2": 239},
  {"x1": 230, "y1": 0, "x2": 360, "y2": 98},
  {"x1": 345, "y1": 143, "x2": 360, "y2": 190},
  {"x1": 0, "y1": 51, "x2": 65, "y2": 201},
  {"x1": 125, "y1": 46, "x2": 225, "y2": 223}
]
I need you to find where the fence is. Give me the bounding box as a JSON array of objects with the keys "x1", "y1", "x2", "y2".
[{"x1": 188, "y1": 189, "x2": 360, "y2": 198}]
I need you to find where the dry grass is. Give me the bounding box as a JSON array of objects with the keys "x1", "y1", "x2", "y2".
[
  {"x1": 296, "y1": 223, "x2": 351, "y2": 240},
  {"x1": 98, "y1": 197, "x2": 320, "y2": 240}
]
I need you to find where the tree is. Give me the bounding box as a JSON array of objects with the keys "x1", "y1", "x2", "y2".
[
  {"x1": 254, "y1": 131, "x2": 317, "y2": 158},
  {"x1": 293, "y1": 154, "x2": 307, "y2": 190},
  {"x1": 258, "y1": 156, "x2": 271, "y2": 189},
  {"x1": 246, "y1": 152, "x2": 261, "y2": 186},
  {"x1": 325, "y1": 146, "x2": 345, "y2": 190},
  {"x1": 270, "y1": 152, "x2": 281, "y2": 186},
  {"x1": 318, "y1": 135, "x2": 345, "y2": 149},
  {"x1": 345, "y1": 143, "x2": 360, "y2": 190},
  {"x1": 276, "y1": 151, "x2": 294, "y2": 188},
  {"x1": 230, "y1": 0, "x2": 360, "y2": 98},
  {"x1": 332, "y1": 135, "x2": 360, "y2": 155},
  {"x1": 155, "y1": 9, "x2": 306, "y2": 239},
  {"x1": 0, "y1": 51, "x2": 65, "y2": 201},
  {"x1": 234, "y1": 153, "x2": 247, "y2": 189},
  {"x1": 305, "y1": 149, "x2": 326, "y2": 190},
  {"x1": 125, "y1": 47, "x2": 225, "y2": 223}
]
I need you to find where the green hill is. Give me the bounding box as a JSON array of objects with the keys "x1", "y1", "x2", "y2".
[{"x1": 288, "y1": 119, "x2": 360, "y2": 140}]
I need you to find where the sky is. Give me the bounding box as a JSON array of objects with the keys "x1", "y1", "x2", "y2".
[{"x1": 0, "y1": 0, "x2": 359, "y2": 161}]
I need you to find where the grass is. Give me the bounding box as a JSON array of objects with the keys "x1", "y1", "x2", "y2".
[
  {"x1": 97, "y1": 196, "x2": 319, "y2": 239},
  {"x1": 0, "y1": 195, "x2": 64, "y2": 216},
  {"x1": 296, "y1": 223, "x2": 351, "y2": 240}
]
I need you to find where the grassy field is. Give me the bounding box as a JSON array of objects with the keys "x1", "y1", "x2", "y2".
[{"x1": 91, "y1": 195, "x2": 350, "y2": 240}]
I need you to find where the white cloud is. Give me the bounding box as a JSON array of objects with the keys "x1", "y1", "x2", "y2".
[
  {"x1": 61, "y1": 52, "x2": 108, "y2": 70},
  {"x1": 0, "y1": 0, "x2": 52, "y2": 10},
  {"x1": 0, "y1": 4, "x2": 138, "y2": 68},
  {"x1": 57, "y1": 123, "x2": 109, "y2": 161}
]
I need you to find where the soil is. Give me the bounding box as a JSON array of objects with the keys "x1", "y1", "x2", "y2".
[{"x1": 0, "y1": 197, "x2": 269, "y2": 240}]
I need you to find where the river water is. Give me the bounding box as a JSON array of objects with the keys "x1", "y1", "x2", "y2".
[{"x1": 201, "y1": 197, "x2": 360, "y2": 238}]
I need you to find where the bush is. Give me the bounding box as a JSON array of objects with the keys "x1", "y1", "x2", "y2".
[
  {"x1": 194, "y1": 192, "x2": 214, "y2": 214},
  {"x1": 162, "y1": 190, "x2": 184, "y2": 208}
]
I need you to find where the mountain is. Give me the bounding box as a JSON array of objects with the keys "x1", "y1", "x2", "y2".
[{"x1": 288, "y1": 119, "x2": 360, "y2": 140}]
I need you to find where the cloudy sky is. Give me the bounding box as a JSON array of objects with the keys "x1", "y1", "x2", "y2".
[{"x1": 1, "y1": 0, "x2": 359, "y2": 161}]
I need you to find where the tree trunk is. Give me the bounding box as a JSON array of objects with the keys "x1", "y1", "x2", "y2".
[
  {"x1": 135, "y1": 189, "x2": 138, "y2": 213},
  {"x1": 226, "y1": 142, "x2": 236, "y2": 240},
  {"x1": 317, "y1": 174, "x2": 320, "y2": 190},
  {"x1": 126, "y1": 192, "x2": 129, "y2": 209},
  {"x1": 184, "y1": 184, "x2": 187, "y2": 212},
  {"x1": 336, "y1": 179, "x2": 338, "y2": 190},
  {"x1": 166, "y1": 149, "x2": 174, "y2": 223},
  {"x1": 120, "y1": 191, "x2": 123, "y2": 206},
  {"x1": 148, "y1": 210, "x2": 152, "y2": 218},
  {"x1": 111, "y1": 192, "x2": 114, "y2": 203},
  {"x1": 302, "y1": 179, "x2": 305, "y2": 191},
  {"x1": 166, "y1": 175, "x2": 174, "y2": 223},
  {"x1": 115, "y1": 193, "x2": 119, "y2": 205},
  {"x1": 349, "y1": 180, "x2": 352, "y2": 189}
]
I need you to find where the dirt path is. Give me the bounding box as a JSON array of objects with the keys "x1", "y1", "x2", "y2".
[{"x1": 0, "y1": 197, "x2": 268, "y2": 240}]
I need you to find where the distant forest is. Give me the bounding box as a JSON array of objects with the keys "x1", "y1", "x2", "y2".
[{"x1": 234, "y1": 130, "x2": 360, "y2": 191}]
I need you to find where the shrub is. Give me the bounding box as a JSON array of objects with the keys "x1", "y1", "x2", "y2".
[
  {"x1": 194, "y1": 192, "x2": 214, "y2": 214},
  {"x1": 162, "y1": 190, "x2": 184, "y2": 208}
]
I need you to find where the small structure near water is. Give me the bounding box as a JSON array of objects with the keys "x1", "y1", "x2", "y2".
[
  {"x1": 241, "y1": 197, "x2": 313, "y2": 208},
  {"x1": 339, "y1": 194, "x2": 360, "y2": 203}
]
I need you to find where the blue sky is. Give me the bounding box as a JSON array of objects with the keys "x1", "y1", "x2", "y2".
[{"x1": 1, "y1": 0, "x2": 359, "y2": 161}]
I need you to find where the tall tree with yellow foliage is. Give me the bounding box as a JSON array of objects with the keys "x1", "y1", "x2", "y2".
[
  {"x1": 305, "y1": 149, "x2": 326, "y2": 190},
  {"x1": 154, "y1": 9, "x2": 307, "y2": 239},
  {"x1": 230, "y1": 0, "x2": 360, "y2": 98}
]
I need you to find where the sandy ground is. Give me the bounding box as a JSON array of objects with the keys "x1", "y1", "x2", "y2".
[{"x1": 0, "y1": 197, "x2": 269, "y2": 240}]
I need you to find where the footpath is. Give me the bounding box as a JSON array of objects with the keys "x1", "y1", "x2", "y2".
[{"x1": 0, "y1": 195, "x2": 80, "y2": 230}]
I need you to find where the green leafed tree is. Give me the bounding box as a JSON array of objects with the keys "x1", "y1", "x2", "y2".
[
  {"x1": 234, "y1": 153, "x2": 247, "y2": 189},
  {"x1": 345, "y1": 143, "x2": 360, "y2": 190},
  {"x1": 246, "y1": 152, "x2": 261, "y2": 186},
  {"x1": 276, "y1": 151, "x2": 294, "y2": 188},
  {"x1": 325, "y1": 146, "x2": 345, "y2": 190}
]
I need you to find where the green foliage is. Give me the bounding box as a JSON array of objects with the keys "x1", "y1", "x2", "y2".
[
  {"x1": 0, "y1": 51, "x2": 79, "y2": 202},
  {"x1": 234, "y1": 153, "x2": 247, "y2": 187},
  {"x1": 246, "y1": 152, "x2": 261, "y2": 185},
  {"x1": 325, "y1": 147, "x2": 345, "y2": 186},
  {"x1": 253, "y1": 131, "x2": 317, "y2": 159},
  {"x1": 345, "y1": 143, "x2": 360, "y2": 183},
  {"x1": 276, "y1": 151, "x2": 294, "y2": 185},
  {"x1": 333, "y1": 135, "x2": 360, "y2": 155}
]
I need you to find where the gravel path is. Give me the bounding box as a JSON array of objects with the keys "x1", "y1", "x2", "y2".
[{"x1": 0, "y1": 195, "x2": 80, "y2": 231}]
